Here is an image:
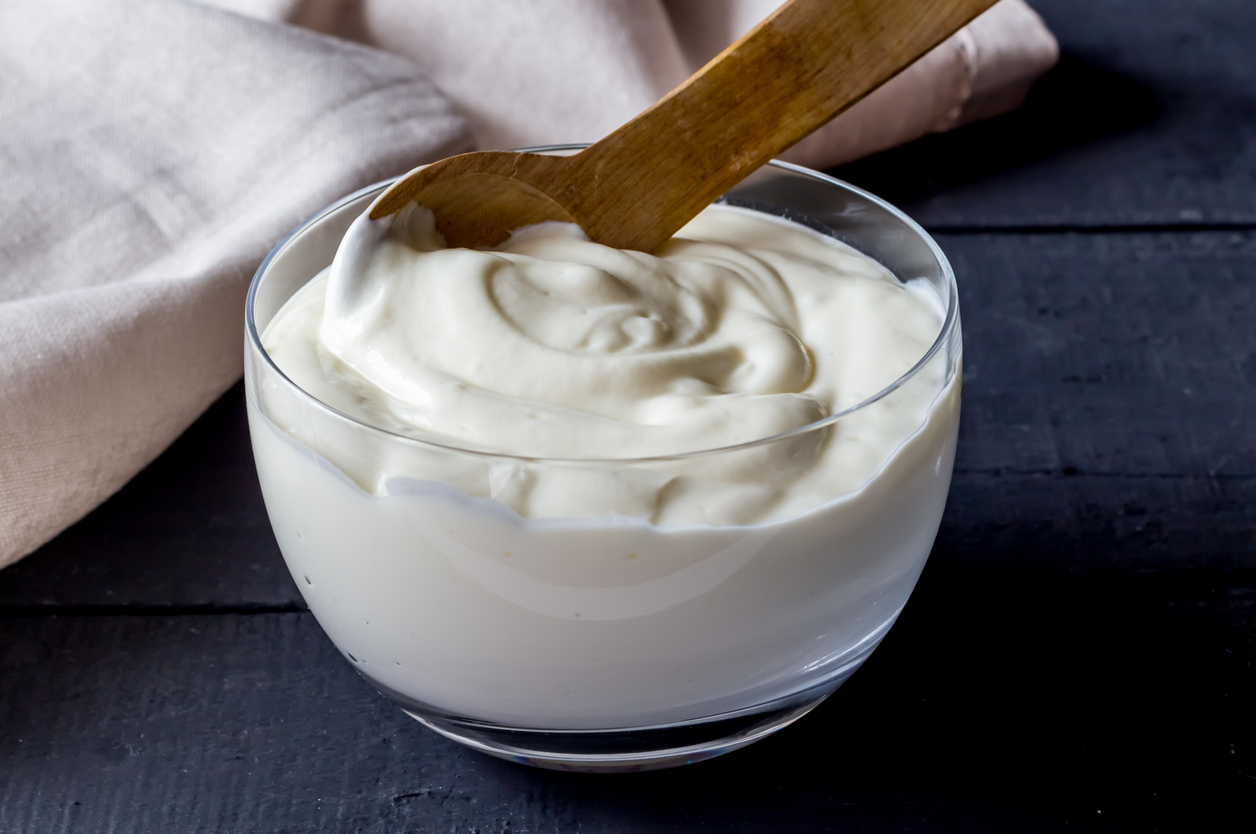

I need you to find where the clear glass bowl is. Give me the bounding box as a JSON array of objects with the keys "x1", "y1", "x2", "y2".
[{"x1": 244, "y1": 146, "x2": 961, "y2": 772}]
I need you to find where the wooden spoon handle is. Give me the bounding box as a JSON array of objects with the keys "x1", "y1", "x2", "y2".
[{"x1": 567, "y1": 0, "x2": 999, "y2": 253}]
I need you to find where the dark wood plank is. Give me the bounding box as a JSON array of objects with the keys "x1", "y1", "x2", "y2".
[
  {"x1": 0, "y1": 384, "x2": 302, "y2": 610},
  {"x1": 942, "y1": 470, "x2": 1256, "y2": 577},
  {"x1": 2, "y1": 230, "x2": 1253, "y2": 607},
  {"x1": 1, "y1": 565, "x2": 1251, "y2": 832},
  {"x1": 944, "y1": 230, "x2": 1256, "y2": 477},
  {"x1": 832, "y1": 0, "x2": 1256, "y2": 228}
]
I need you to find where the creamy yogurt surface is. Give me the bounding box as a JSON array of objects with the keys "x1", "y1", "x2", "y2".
[{"x1": 261, "y1": 203, "x2": 950, "y2": 526}]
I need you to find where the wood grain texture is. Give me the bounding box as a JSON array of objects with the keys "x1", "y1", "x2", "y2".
[
  {"x1": 1, "y1": 576, "x2": 1250, "y2": 832},
  {"x1": 941, "y1": 230, "x2": 1256, "y2": 478},
  {"x1": 837, "y1": 0, "x2": 1256, "y2": 228},
  {"x1": 371, "y1": 0, "x2": 998, "y2": 251}
]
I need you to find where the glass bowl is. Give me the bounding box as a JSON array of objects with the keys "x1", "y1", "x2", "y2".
[{"x1": 244, "y1": 145, "x2": 961, "y2": 772}]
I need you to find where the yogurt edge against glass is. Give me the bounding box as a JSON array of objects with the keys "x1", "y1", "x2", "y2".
[{"x1": 250, "y1": 201, "x2": 961, "y2": 728}]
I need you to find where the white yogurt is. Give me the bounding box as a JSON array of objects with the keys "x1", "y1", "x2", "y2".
[{"x1": 249, "y1": 200, "x2": 960, "y2": 728}]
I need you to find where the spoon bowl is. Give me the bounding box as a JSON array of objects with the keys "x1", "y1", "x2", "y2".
[{"x1": 369, "y1": 151, "x2": 579, "y2": 249}]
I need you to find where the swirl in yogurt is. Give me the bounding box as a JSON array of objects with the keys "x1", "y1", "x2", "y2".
[{"x1": 262, "y1": 202, "x2": 949, "y2": 524}]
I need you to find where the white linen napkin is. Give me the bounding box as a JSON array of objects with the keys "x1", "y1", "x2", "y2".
[
  {"x1": 0, "y1": 0, "x2": 471, "y2": 567},
  {"x1": 0, "y1": 0, "x2": 1056, "y2": 569},
  {"x1": 208, "y1": 0, "x2": 1059, "y2": 167}
]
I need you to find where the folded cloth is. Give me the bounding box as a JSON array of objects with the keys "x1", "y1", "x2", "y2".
[
  {"x1": 0, "y1": 0, "x2": 1056, "y2": 569},
  {"x1": 0, "y1": 0, "x2": 471, "y2": 568},
  {"x1": 668, "y1": 0, "x2": 1060, "y2": 168},
  {"x1": 207, "y1": 0, "x2": 1059, "y2": 168}
]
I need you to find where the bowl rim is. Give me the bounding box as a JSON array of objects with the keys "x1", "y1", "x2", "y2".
[{"x1": 245, "y1": 144, "x2": 959, "y2": 464}]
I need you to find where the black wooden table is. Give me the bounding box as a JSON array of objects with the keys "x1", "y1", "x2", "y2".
[{"x1": 3, "y1": 1, "x2": 1253, "y2": 830}]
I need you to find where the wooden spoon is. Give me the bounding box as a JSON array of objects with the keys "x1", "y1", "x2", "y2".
[{"x1": 369, "y1": 0, "x2": 997, "y2": 253}]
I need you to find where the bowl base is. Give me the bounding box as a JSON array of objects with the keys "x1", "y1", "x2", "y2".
[{"x1": 386, "y1": 678, "x2": 847, "y2": 773}]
